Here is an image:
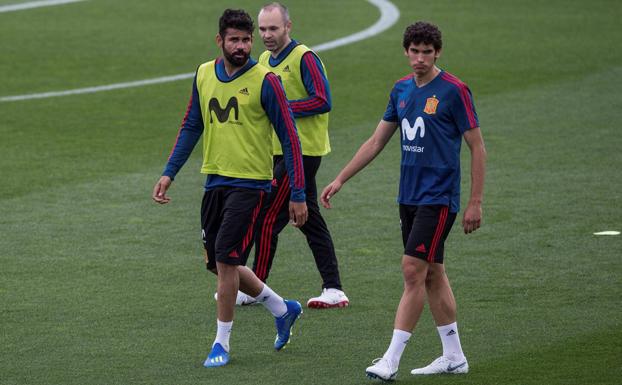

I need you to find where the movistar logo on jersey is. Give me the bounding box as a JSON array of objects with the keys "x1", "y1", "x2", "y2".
[
  {"x1": 208, "y1": 97, "x2": 239, "y2": 123},
  {"x1": 402, "y1": 117, "x2": 425, "y2": 140},
  {"x1": 401, "y1": 117, "x2": 425, "y2": 153}
]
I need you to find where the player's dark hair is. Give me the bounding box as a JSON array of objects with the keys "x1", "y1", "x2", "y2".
[
  {"x1": 402, "y1": 21, "x2": 442, "y2": 51},
  {"x1": 219, "y1": 9, "x2": 254, "y2": 37}
]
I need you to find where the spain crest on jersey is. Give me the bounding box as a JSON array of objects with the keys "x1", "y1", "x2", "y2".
[{"x1": 424, "y1": 96, "x2": 439, "y2": 115}]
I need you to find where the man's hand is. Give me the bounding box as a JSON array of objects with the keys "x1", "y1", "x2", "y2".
[
  {"x1": 320, "y1": 180, "x2": 343, "y2": 209},
  {"x1": 289, "y1": 201, "x2": 308, "y2": 228},
  {"x1": 152, "y1": 176, "x2": 172, "y2": 204},
  {"x1": 462, "y1": 200, "x2": 482, "y2": 234}
]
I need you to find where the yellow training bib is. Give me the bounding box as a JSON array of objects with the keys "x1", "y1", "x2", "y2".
[{"x1": 259, "y1": 44, "x2": 330, "y2": 156}]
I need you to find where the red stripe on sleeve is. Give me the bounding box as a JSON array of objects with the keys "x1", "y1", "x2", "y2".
[
  {"x1": 441, "y1": 73, "x2": 478, "y2": 128},
  {"x1": 267, "y1": 74, "x2": 304, "y2": 188},
  {"x1": 289, "y1": 53, "x2": 327, "y2": 114},
  {"x1": 458, "y1": 85, "x2": 477, "y2": 128},
  {"x1": 291, "y1": 98, "x2": 323, "y2": 111},
  {"x1": 304, "y1": 53, "x2": 326, "y2": 100},
  {"x1": 167, "y1": 92, "x2": 193, "y2": 160},
  {"x1": 396, "y1": 73, "x2": 415, "y2": 84}
]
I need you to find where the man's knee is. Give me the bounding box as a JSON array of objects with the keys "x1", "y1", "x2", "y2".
[
  {"x1": 402, "y1": 255, "x2": 427, "y2": 287},
  {"x1": 425, "y1": 264, "x2": 447, "y2": 286}
]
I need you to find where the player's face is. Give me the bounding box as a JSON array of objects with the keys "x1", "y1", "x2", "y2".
[
  {"x1": 258, "y1": 8, "x2": 291, "y2": 53},
  {"x1": 405, "y1": 42, "x2": 441, "y2": 77},
  {"x1": 218, "y1": 28, "x2": 252, "y2": 67}
]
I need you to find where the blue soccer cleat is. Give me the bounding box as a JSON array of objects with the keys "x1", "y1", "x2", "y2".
[
  {"x1": 203, "y1": 343, "x2": 229, "y2": 368},
  {"x1": 274, "y1": 299, "x2": 302, "y2": 350}
]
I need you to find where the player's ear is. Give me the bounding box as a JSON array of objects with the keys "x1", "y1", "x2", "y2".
[
  {"x1": 435, "y1": 48, "x2": 442, "y2": 60},
  {"x1": 216, "y1": 33, "x2": 223, "y2": 46}
]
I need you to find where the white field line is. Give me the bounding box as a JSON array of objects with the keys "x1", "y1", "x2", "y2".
[
  {"x1": 0, "y1": 0, "x2": 87, "y2": 13},
  {"x1": 0, "y1": 0, "x2": 400, "y2": 103},
  {"x1": 1, "y1": 74, "x2": 197, "y2": 102},
  {"x1": 312, "y1": 0, "x2": 399, "y2": 52}
]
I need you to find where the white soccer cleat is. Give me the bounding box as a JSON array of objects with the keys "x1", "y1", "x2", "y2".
[
  {"x1": 306, "y1": 288, "x2": 349, "y2": 309},
  {"x1": 410, "y1": 356, "x2": 469, "y2": 375},
  {"x1": 235, "y1": 291, "x2": 257, "y2": 306},
  {"x1": 366, "y1": 357, "x2": 398, "y2": 381},
  {"x1": 213, "y1": 291, "x2": 257, "y2": 306}
]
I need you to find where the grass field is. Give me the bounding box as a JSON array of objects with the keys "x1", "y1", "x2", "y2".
[{"x1": 1, "y1": 0, "x2": 621, "y2": 384}]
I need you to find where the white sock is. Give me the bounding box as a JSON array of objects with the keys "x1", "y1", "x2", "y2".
[
  {"x1": 213, "y1": 320, "x2": 232, "y2": 352},
  {"x1": 437, "y1": 322, "x2": 466, "y2": 362},
  {"x1": 382, "y1": 329, "x2": 412, "y2": 366},
  {"x1": 254, "y1": 284, "x2": 287, "y2": 317}
]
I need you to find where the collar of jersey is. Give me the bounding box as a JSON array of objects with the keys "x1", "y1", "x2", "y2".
[
  {"x1": 413, "y1": 69, "x2": 444, "y2": 90},
  {"x1": 268, "y1": 39, "x2": 300, "y2": 67},
  {"x1": 215, "y1": 57, "x2": 258, "y2": 83}
]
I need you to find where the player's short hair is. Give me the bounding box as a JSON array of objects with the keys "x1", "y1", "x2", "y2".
[
  {"x1": 260, "y1": 2, "x2": 290, "y2": 23},
  {"x1": 402, "y1": 21, "x2": 442, "y2": 51},
  {"x1": 219, "y1": 9, "x2": 254, "y2": 37}
]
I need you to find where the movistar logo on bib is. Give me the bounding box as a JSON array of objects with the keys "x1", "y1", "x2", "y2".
[
  {"x1": 401, "y1": 117, "x2": 425, "y2": 153},
  {"x1": 208, "y1": 97, "x2": 240, "y2": 125}
]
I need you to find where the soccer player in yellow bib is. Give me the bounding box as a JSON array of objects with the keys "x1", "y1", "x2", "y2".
[
  {"x1": 152, "y1": 9, "x2": 307, "y2": 367},
  {"x1": 237, "y1": 2, "x2": 349, "y2": 309}
]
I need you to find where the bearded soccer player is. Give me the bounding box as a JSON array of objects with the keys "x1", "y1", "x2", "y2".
[
  {"x1": 321, "y1": 22, "x2": 486, "y2": 380},
  {"x1": 230, "y1": 2, "x2": 347, "y2": 309},
  {"x1": 152, "y1": 9, "x2": 307, "y2": 367}
]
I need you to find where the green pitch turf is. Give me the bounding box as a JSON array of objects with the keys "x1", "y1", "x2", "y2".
[{"x1": 1, "y1": 0, "x2": 620, "y2": 384}]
